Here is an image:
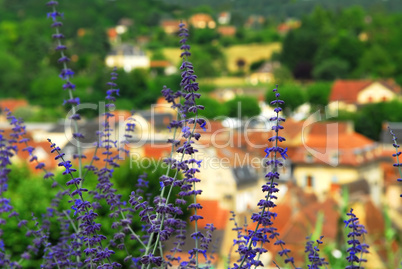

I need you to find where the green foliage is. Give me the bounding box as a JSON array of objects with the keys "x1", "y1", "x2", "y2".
[
  {"x1": 329, "y1": 31, "x2": 363, "y2": 71},
  {"x1": 306, "y1": 82, "x2": 332, "y2": 108},
  {"x1": 225, "y1": 96, "x2": 260, "y2": 119},
  {"x1": 312, "y1": 58, "x2": 350, "y2": 81},
  {"x1": 357, "y1": 44, "x2": 396, "y2": 78},
  {"x1": 249, "y1": 59, "x2": 266, "y2": 72},
  {"x1": 188, "y1": 45, "x2": 226, "y2": 78},
  {"x1": 0, "y1": 21, "x2": 19, "y2": 50},
  {"x1": 0, "y1": 50, "x2": 23, "y2": 97},
  {"x1": 13, "y1": 106, "x2": 65, "y2": 122},
  {"x1": 196, "y1": 97, "x2": 228, "y2": 119},
  {"x1": 3, "y1": 159, "x2": 189, "y2": 266},
  {"x1": 280, "y1": 5, "x2": 402, "y2": 81},
  {"x1": 29, "y1": 68, "x2": 63, "y2": 107},
  {"x1": 280, "y1": 27, "x2": 320, "y2": 78},
  {"x1": 191, "y1": 28, "x2": 219, "y2": 45},
  {"x1": 353, "y1": 100, "x2": 402, "y2": 140},
  {"x1": 266, "y1": 83, "x2": 306, "y2": 115},
  {"x1": 272, "y1": 65, "x2": 294, "y2": 84}
]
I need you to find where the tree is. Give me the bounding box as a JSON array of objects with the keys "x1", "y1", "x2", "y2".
[
  {"x1": 225, "y1": 96, "x2": 261, "y2": 119},
  {"x1": 328, "y1": 31, "x2": 364, "y2": 71},
  {"x1": 312, "y1": 58, "x2": 350, "y2": 81},
  {"x1": 356, "y1": 44, "x2": 396, "y2": 77},
  {"x1": 192, "y1": 28, "x2": 219, "y2": 45},
  {"x1": 273, "y1": 65, "x2": 294, "y2": 84},
  {"x1": 354, "y1": 101, "x2": 402, "y2": 140},
  {"x1": 306, "y1": 82, "x2": 332, "y2": 108},
  {"x1": 280, "y1": 28, "x2": 320, "y2": 79},
  {"x1": 188, "y1": 46, "x2": 221, "y2": 77},
  {"x1": 266, "y1": 83, "x2": 306, "y2": 115},
  {"x1": 29, "y1": 68, "x2": 62, "y2": 107},
  {"x1": 196, "y1": 97, "x2": 228, "y2": 119},
  {"x1": 0, "y1": 51, "x2": 23, "y2": 97}
]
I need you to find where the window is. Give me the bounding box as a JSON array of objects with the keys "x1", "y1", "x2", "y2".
[
  {"x1": 306, "y1": 175, "x2": 314, "y2": 187},
  {"x1": 330, "y1": 152, "x2": 339, "y2": 165},
  {"x1": 305, "y1": 153, "x2": 313, "y2": 163}
]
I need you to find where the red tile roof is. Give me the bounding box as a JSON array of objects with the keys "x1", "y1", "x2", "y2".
[
  {"x1": 217, "y1": 26, "x2": 236, "y2": 36},
  {"x1": 2, "y1": 129, "x2": 58, "y2": 172},
  {"x1": 329, "y1": 79, "x2": 401, "y2": 104},
  {"x1": 330, "y1": 80, "x2": 373, "y2": 104},
  {"x1": 150, "y1": 60, "x2": 171, "y2": 68},
  {"x1": 194, "y1": 199, "x2": 229, "y2": 230},
  {"x1": 0, "y1": 99, "x2": 28, "y2": 113},
  {"x1": 190, "y1": 14, "x2": 214, "y2": 23},
  {"x1": 143, "y1": 143, "x2": 172, "y2": 159},
  {"x1": 291, "y1": 122, "x2": 380, "y2": 166},
  {"x1": 107, "y1": 28, "x2": 117, "y2": 39}
]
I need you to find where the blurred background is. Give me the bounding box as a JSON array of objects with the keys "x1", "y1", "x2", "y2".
[{"x1": 1, "y1": 0, "x2": 402, "y2": 268}]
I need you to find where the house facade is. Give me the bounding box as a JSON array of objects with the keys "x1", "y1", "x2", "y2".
[
  {"x1": 291, "y1": 122, "x2": 383, "y2": 204},
  {"x1": 329, "y1": 79, "x2": 401, "y2": 112},
  {"x1": 105, "y1": 44, "x2": 150, "y2": 72},
  {"x1": 189, "y1": 13, "x2": 216, "y2": 29}
]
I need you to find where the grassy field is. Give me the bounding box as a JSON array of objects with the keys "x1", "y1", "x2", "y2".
[{"x1": 159, "y1": 42, "x2": 282, "y2": 73}]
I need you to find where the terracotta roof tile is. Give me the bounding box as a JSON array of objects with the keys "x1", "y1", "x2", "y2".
[
  {"x1": 291, "y1": 122, "x2": 380, "y2": 166},
  {"x1": 329, "y1": 80, "x2": 373, "y2": 104},
  {"x1": 143, "y1": 143, "x2": 172, "y2": 159},
  {"x1": 0, "y1": 99, "x2": 29, "y2": 113},
  {"x1": 195, "y1": 199, "x2": 229, "y2": 230},
  {"x1": 329, "y1": 79, "x2": 401, "y2": 104}
]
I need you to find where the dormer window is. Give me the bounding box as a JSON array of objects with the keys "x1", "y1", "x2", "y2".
[
  {"x1": 306, "y1": 175, "x2": 314, "y2": 187},
  {"x1": 305, "y1": 153, "x2": 313, "y2": 163},
  {"x1": 330, "y1": 152, "x2": 339, "y2": 165}
]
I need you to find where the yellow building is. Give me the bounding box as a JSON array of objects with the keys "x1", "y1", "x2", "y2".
[
  {"x1": 105, "y1": 44, "x2": 150, "y2": 72},
  {"x1": 291, "y1": 122, "x2": 383, "y2": 204},
  {"x1": 189, "y1": 13, "x2": 216, "y2": 29}
]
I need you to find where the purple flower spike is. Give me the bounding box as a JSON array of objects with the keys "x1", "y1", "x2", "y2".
[
  {"x1": 344, "y1": 208, "x2": 369, "y2": 268},
  {"x1": 233, "y1": 85, "x2": 299, "y2": 269},
  {"x1": 388, "y1": 126, "x2": 402, "y2": 198}
]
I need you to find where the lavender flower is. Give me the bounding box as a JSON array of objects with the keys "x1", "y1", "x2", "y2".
[
  {"x1": 388, "y1": 127, "x2": 402, "y2": 195},
  {"x1": 304, "y1": 235, "x2": 328, "y2": 268},
  {"x1": 344, "y1": 208, "x2": 369, "y2": 269},
  {"x1": 47, "y1": 0, "x2": 85, "y2": 181},
  {"x1": 48, "y1": 139, "x2": 120, "y2": 268},
  {"x1": 234, "y1": 86, "x2": 299, "y2": 269}
]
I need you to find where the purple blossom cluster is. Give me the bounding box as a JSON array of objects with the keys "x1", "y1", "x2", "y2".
[
  {"x1": 231, "y1": 86, "x2": 299, "y2": 269},
  {"x1": 304, "y1": 235, "x2": 328, "y2": 268},
  {"x1": 2, "y1": 0, "x2": 398, "y2": 268},
  {"x1": 344, "y1": 209, "x2": 369, "y2": 269},
  {"x1": 389, "y1": 127, "x2": 402, "y2": 192}
]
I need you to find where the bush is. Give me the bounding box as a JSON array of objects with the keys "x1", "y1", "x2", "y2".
[{"x1": 225, "y1": 96, "x2": 261, "y2": 119}]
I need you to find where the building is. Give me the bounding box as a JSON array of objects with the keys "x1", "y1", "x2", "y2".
[
  {"x1": 291, "y1": 122, "x2": 383, "y2": 204},
  {"x1": 329, "y1": 79, "x2": 401, "y2": 112},
  {"x1": 161, "y1": 19, "x2": 183, "y2": 34},
  {"x1": 247, "y1": 61, "x2": 280, "y2": 85},
  {"x1": 105, "y1": 44, "x2": 150, "y2": 72},
  {"x1": 218, "y1": 11, "x2": 231, "y2": 25},
  {"x1": 189, "y1": 13, "x2": 216, "y2": 29},
  {"x1": 277, "y1": 20, "x2": 301, "y2": 35},
  {"x1": 217, "y1": 25, "x2": 236, "y2": 36},
  {"x1": 0, "y1": 99, "x2": 28, "y2": 115},
  {"x1": 244, "y1": 15, "x2": 265, "y2": 29}
]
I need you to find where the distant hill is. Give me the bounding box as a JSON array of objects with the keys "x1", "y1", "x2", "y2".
[{"x1": 161, "y1": 0, "x2": 402, "y2": 18}]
